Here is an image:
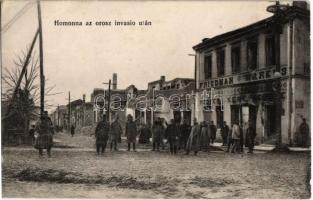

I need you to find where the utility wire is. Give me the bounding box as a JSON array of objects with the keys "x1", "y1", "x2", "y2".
[{"x1": 1, "y1": 1, "x2": 34, "y2": 33}]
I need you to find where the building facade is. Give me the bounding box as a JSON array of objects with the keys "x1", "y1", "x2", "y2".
[{"x1": 192, "y1": 3, "x2": 310, "y2": 145}]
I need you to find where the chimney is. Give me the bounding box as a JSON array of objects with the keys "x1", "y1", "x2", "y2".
[
  {"x1": 82, "y1": 94, "x2": 86, "y2": 102},
  {"x1": 112, "y1": 73, "x2": 117, "y2": 90},
  {"x1": 160, "y1": 76, "x2": 165, "y2": 82},
  {"x1": 292, "y1": 1, "x2": 308, "y2": 10}
]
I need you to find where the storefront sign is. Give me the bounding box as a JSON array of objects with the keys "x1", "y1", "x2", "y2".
[{"x1": 200, "y1": 66, "x2": 288, "y2": 89}]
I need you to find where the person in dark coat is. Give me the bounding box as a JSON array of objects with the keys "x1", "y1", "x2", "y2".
[
  {"x1": 200, "y1": 121, "x2": 210, "y2": 152},
  {"x1": 139, "y1": 123, "x2": 152, "y2": 144},
  {"x1": 298, "y1": 118, "x2": 310, "y2": 147},
  {"x1": 95, "y1": 116, "x2": 109, "y2": 155},
  {"x1": 239, "y1": 124, "x2": 244, "y2": 153},
  {"x1": 165, "y1": 119, "x2": 180, "y2": 154},
  {"x1": 245, "y1": 121, "x2": 256, "y2": 153},
  {"x1": 221, "y1": 121, "x2": 230, "y2": 146},
  {"x1": 152, "y1": 118, "x2": 164, "y2": 151},
  {"x1": 34, "y1": 111, "x2": 54, "y2": 157},
  {"x1": 125, "y1": 114, "x2": 138, "y2": 151},
  {"x1": 210, "y1": 121, "x2": 217, "y2": 144},
  {"x1": 71, "y1": 125, "x2": 75, "y2": 137},
  {"x1": 179, "y1": 119, "x2": 191, "y2": 150},
  {"x1": 29, "y1": 125, "x2": 36, "y2": 144},
  {"x1": 186, "y1": 118, "x2": 201, "y2": 155},
  {"x1": 226, "y1": 123, "x2": 233, "y2": 152}
]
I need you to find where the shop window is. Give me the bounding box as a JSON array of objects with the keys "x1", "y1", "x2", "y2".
[
  {"x1": 231, "y1": 46, "x2": 241, "y2": 74},
  {"x1": 216, "y1": 49, "x2": 225, "y2": 77},
  {"x1": 265, "y1": 35, "x2": 276, "y2": 66},
  {"x1": 247, "y1": 38, "x2": 258, "y2": 70},
  {"x1": 204, "y1": 55, "x2": 212, "y2": 79}
]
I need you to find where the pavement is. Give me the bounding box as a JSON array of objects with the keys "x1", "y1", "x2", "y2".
[{"x1": 211, "y1": 142, "x2": 311, "y2": 152}]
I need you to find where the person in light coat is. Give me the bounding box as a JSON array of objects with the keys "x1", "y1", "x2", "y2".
[
  {"x1": 231, "y1": 120, "x2": 241, "y2": 153},
  {"x1": 186, "y1": 118, "x2": 201, "y2": 155}
]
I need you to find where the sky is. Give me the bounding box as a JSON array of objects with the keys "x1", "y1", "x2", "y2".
[{"x1": 2, "y1": 0, "x2": 277, "y2": 112}]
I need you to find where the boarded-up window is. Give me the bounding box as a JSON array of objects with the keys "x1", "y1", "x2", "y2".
[
  {"x1": 204, "y1": 55, "x2": 212, "y2": 79},
  {"x1": 231, "y1": 46, "x2": 241, "y2": 73},
  {"x1": 247, "y1": 39, "x2": 258, "y2": 70},
  {"x1": 216, "y1": 49, "x2": 225, "y2": 76},
  {"x1": 266, "y1": 35, "x2": 276, "y2": 66}
]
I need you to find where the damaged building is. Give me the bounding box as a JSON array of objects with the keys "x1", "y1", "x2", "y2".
[{"x1": 192, "y1": 2, "x2": 310, "y2": 145}]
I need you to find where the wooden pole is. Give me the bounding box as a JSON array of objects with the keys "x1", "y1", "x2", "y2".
[
  {"x1": 68, "y1": 91, "x2": 71, "y2": 130},
  {"x1": 37, "y1": 0, "x2": 44, "y2": 117},
  {"x1": 107, "y1": 80, "x2": 111, "y2": 123}
]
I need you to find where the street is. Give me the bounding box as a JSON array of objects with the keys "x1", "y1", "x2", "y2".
[{"x1": 2, "y1": 131, "x2": 311, "y2": 198}]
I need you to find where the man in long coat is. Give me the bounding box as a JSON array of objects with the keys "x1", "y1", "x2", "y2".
[
  {"x1": 245, "y1": 121, "x2": 256, "y2": 153},
  {"x1": 221, "y1": 121, "x2": 230, "y2": 146},
  {"x1": 186, "y1": 118, "x2": 201, "y2": 155},
  {"x1": 152, "y1": 117, "x2": 164, "y2": 151},
  {"x1": 298, "y1": 118, "x2": 310, "y2": 147},
  {"x1": 200, "y1": 121, "x2": 210, "y2": 152},
  {"x1": 165, "y1": 119, "x2": 180, "y2": 154},
  {"x1": 34, "y1": 111, "x2": 54, "y2": 157},
  {"x1": 179, "y1": 119, "x2": 191, "y2": 150},
  {"x1": 210, "y1": 121, "x2": 217, "y2": 144},
  {"x1": 139, "y1": 123, "x2": 152, "y2": 144},
  {"x1": 109, "y1": 115, "x2": 123, "y2": 151},
  {"x1": 95, "y1": 116, "x2": 109, "y2": 155},
  {"x1": 125, "y1": 114, "x2": 138, "y2": 151}
]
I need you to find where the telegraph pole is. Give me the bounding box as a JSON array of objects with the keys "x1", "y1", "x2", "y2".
[
  {"x1": 57, "y1": 104, "x2": 60, "y2": 126},
  {"x1": 68, "y1": 92, "x2": 71, "y2": 131},
  {"x1": 37, "y1": 0, "x2": 45, "y2": 117},
  {"x1": 266, "y1": 1, "x2": 289, "y2": 151},
  {"x1": 103, "y1": 80, "x2": 111, "y2": 123}
]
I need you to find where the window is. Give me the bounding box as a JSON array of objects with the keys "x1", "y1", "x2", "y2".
[
  {"x1": 247, "y1": 39, "x2": 258, "y2": 70},
  {"x1": 204, "y1": 55, "x2": 212, "y2": 79},
  {"x1": 216, "y1": 49, "x2": 225, "y2": 77},
  {"x1": 231, "y1": 46, "x2": 241, "y2": 74},
  {"x1": 265, "y1": 35, "x2": 276, "y2": 66}
]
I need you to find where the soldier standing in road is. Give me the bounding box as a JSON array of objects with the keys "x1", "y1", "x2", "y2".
[
  {"x1": 210, "y1": 121, "x2": 217, "y2": 144},
  {"x1": 34, "y1": 111, "x2": 54, "y2": 157},
  {"x1": 200, "y1": 121, "x2": 210, "y2": 152},
  {"x1": 299, "y1": 118, "x2": 310, "y2": 147},
  {"x1": 95, "y1": 115, "x2": 109, "y2": 155},
  {"x1": 109, "y1": 115, "x2": 123, "y2": 151},
  {"x1": 231, "y1": 120, "x2": 241, "y2": 153},
  {"x1": 165, "y1": 119, "x2": 180, "y2": 154},
  {"x1": 186, "y1": 118, "x2": 201, "y2": 156},
  {"x1": 125, "y1": 114, "x2": 138, "y2": 151},
  {"x1": 179, "y1": 119, "x2": 191, "y2": 150},
  {"x1": 139, "y1": 122, "x2": 152, "y2": 144},
  {"x1": 71, "y1": 125, "x2": 75, "y2": 137},
  {"x1": 221, "y1": 121, "x2": 230, "y2": 146},
  {"x1": 246, "y1": 121, "x2": 256, "y2": 153},
  {"x1": 152, "y1": 117, "x2": 164, "y2": 151}
]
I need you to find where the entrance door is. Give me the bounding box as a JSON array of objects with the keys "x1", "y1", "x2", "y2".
[
  {"x1": 231, "y1": 105, "x2": 241, "y2": 125},
  {"x1": 265, "y1": 105, "x2": 276, "y2": 142},
  {"x1": 173, "y1": 111, "x2": 181, "y2": 124},
  {"x1": 216, "y1": 106, "x2": 224, "y2": 128},
  {"x1": 249, "y1": 105, "x2": 257, "y2": 128},
  {"x1": 183, "y1": 111, "x2": 191, "y2": 125}
]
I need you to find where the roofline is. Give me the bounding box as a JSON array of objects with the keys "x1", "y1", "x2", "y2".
[{"x1": 193, "y1": 6, "x2": 309, "y2": 51}]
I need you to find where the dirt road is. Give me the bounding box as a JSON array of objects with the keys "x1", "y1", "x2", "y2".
[{"x1": 2, "y1": 132, "x2": 311, "y2": 198}]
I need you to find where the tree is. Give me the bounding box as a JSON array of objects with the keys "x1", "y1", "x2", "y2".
[{"x1": 2, "y1": 50, "x2": 57, "y2": 136}]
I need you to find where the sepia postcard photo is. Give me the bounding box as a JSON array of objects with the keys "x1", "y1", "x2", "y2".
[{"x1": 1, "y1": 0, "x2": 311, "y2": 198}]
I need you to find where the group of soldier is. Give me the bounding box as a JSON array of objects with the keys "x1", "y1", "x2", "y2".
[{"x1": 94, "y1": 113, "x2": 257, "y2": 156}]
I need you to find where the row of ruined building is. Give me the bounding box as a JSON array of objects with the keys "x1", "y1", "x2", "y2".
[{"x1": 51, "y1": 1, "x2": 310, "y2": 146}]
